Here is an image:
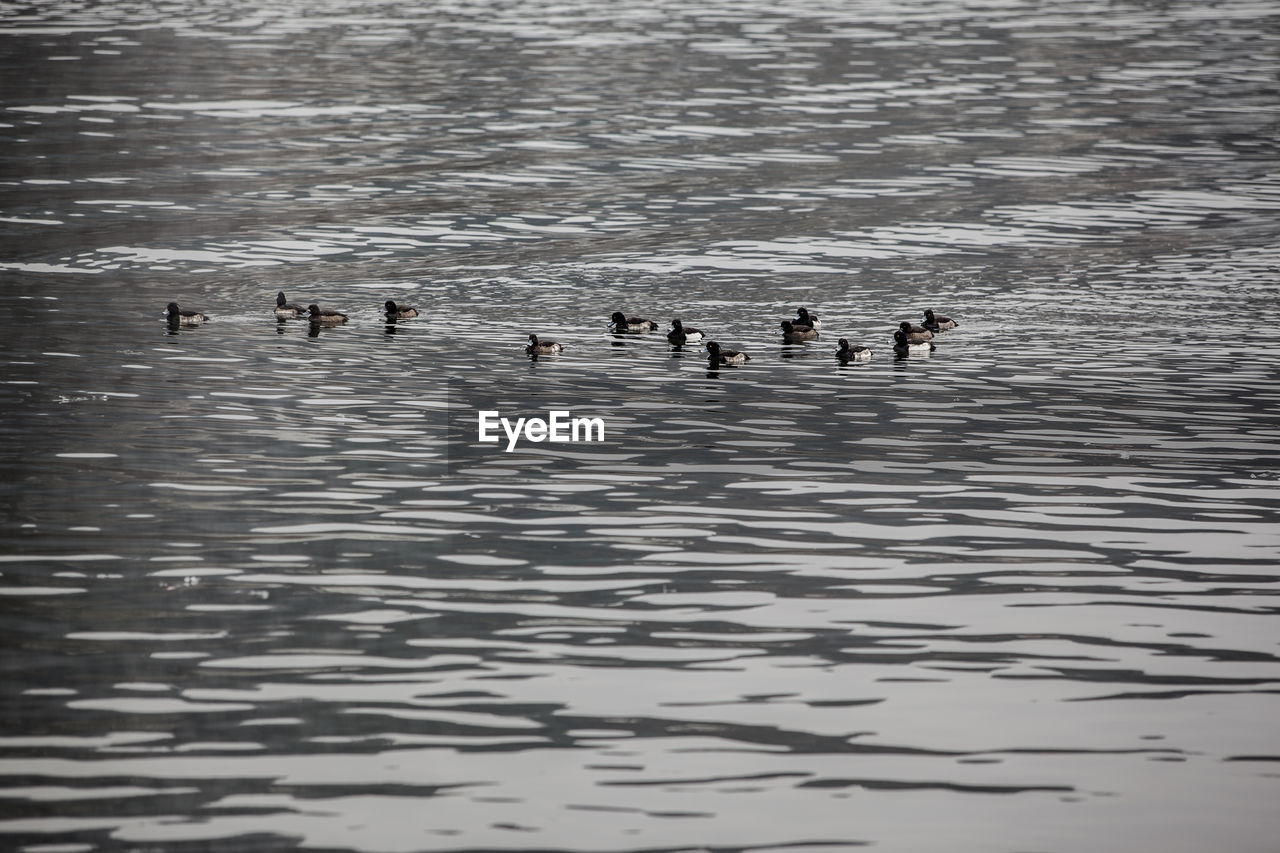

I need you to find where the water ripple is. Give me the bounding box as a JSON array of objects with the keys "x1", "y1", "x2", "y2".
[{"x1": 3, "y1": 1, "x2": 1280, "y2": 850}]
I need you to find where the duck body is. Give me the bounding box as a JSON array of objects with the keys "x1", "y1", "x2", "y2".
[
  {"x1": 610, "y1": 311, "x2": 658, "y2": 333},
  {"x1": 274, "y1": 292, "x2": 307, "y2": 318},
  {"x1": 166, "y1": 302, "x2": 207, "y2": 325},
  {"x1": 385, "y1": 300, "x2": 419, "y2": 319},
  {"x1": 923, "y1": 309, "x2": 957, "y2": 331},
  {"x1": 307, "y1": 304, "x2": 348, "y2": 325},
  {"x1": 795, "y1": 307, "x2": 821, "y2": 329},
  {"x1": 526, "y1": 334, "x2": 564, "y2": 355},
  {"x1": 781, "y1": 320, "x2": 819, "y2": 342},
  {"x1": 898, "y1": 321, "x2": 933, "y2": 344},
  {"x1": 706, "y1": 341, "x2": 749, "y2": 365},
  {"x1": 893, "y1": 329, "x2": 934, "y2": 355},
  {"x1": 836, "y1": 338, "x2": 872, "y2": 361},
  {"x1": 667, "y1": 319, "x2": 705, "y2": 346}
]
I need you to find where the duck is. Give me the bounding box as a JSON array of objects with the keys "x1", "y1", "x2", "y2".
[
  {"x1": 898, "y1": 321, "x2": 933, "y2": 344},
  {"x1": 307, "y1": 304, "x2": 348, "y2": 325},
  {"x1": 923, "y1": 309, "x2": 958, "y2": 331},
  {"x1": 667, "y1": 319, "x2": 705, "y2": 346},
  {"x1": 166, "y1": 302, "x2": 208, "y2": 325},
  {"x1": 706, "y1": 341, "x2": 750, "y2": 365},
  {"x1": 836, "y1": 338, "x2": 872, "y2": 361},
  {"x1": 526, "y1": 334, "x2": 564, "y2": 355},
  {"x1": 610, "y1": 311, "x2": 658, "y2": 333},
  {"x1": 274, "y1": 292, "x2": 307, "y2": 318},
  {"x1": 781, "y1": 320, "x2": 819, "y2": 342},
  {"x1": 384, "y1": 300, "x2": 419, "y2": 319},
  {"x1": 893, "y1": 329, "x2": 934, "y2": 355},
  {"x1": 795, "y1": 307, "x2": 821, "y2": 329}
]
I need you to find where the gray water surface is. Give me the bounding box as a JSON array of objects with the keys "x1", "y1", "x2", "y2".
[{"x1": 2, "y1": 1, "x2": 1280, "y2": 851}]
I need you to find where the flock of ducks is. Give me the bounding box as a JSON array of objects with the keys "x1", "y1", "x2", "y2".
[
  {"x1": 165, "y1": 294, "x2": 959, "y2": 364},
  {"x1": 165, "y1": 293, "x2": 421, "y2": 327},
  {"x1": 536, "y1": 306, "x2": 959, "y2": 363}
]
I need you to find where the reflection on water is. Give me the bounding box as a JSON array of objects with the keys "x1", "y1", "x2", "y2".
[{"x1": 2, "y1": 0, "x2": 1280, "y2": 851}]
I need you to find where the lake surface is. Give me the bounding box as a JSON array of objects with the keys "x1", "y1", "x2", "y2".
[{"x1": 2, "y1": 1, "x2": 1279, "y2": 851}]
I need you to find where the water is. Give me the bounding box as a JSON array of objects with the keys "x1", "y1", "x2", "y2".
[{"x1": 3, "y1": 1, "x2": 1280, "y2": 851}]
